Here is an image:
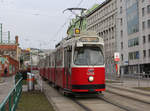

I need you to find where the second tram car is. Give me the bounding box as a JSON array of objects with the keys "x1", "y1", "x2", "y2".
[{"x1": 39, "y1": 31, "x2": 105, "y2": 94}]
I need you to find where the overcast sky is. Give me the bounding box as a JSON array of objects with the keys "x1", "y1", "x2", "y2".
[{"x1": 0, "y1": 0, "x2": 105, "y2": 49}]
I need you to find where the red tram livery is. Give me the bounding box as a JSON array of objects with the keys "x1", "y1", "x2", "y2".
[{"x1": 39, "y1": 31, "x2": 105, "y2": 94}]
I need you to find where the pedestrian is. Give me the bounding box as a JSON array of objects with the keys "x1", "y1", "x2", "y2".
[{"x1": 4, "y1": 68, "x2": 8, "y2": 76}]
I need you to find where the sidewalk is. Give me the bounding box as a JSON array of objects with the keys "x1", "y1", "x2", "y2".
[{"x1": 0, "y1": 76, "x2": 14, "y2": 104}]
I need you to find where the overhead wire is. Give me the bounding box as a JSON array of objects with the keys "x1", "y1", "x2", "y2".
[
  {"x1": 51, "y1": 0, "x2": 85, "y2": 44},
  {"x1": 52, "y1": 0, "x2": 105, "y2": 48}
]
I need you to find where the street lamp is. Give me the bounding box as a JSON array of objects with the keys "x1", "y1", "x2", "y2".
[
  {"x1": 26, "y1": 48, "x2": 32, "y2": 73},
  {"x1": 0, "y1": 23, "x2": 2, "y2": 43}
]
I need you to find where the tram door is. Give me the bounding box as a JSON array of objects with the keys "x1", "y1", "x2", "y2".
[{"x1": 64, "y1": 46, "x2": 72, "y2": 89}]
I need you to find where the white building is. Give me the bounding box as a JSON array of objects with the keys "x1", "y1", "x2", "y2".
[
  {"x1": 86, "y1": 0, "x2": 118, "y2": 74},
  {"x1": 86, "y1": 0, "x2": 150, "y2": 75},
  {"x1": 118, "y1": 0, "x2": 150, "y2": 74}
]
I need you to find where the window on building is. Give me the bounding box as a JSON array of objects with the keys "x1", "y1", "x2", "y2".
[
  {"x1": 142, "y1": 21, "x2": 145, "y2": 30},
  {"x1": 148, "y1": 34, "x2": 150, "y2": 42},
  {"x1": 129, "y1": 52, "x2": 133, "y2": 60},
  {"x1": 143, "y1": 36, "x2": 146, "y2": 43},
  {"x1": 148, "y1": 19, "x2": 150, "y2": 28},
  {"x1": 143, "y1": 50, "x2": 146, "y2": 58},
  {"x1": 135, "y1": 51, "x2": 139, "y2": 59},
  {"x1": 129, "y1": 51, "x2": 139, "y2": 60},
  {"x1": 120, "y1": 6, "x2": 122, "y2": 14},
  {"x1": 120, "y1": 18, "x2": 123, "y2": 26},
  {"x1": 128, "y1": 38, "x2": 139, "y2": 47},
  {"x1": 121, "y1": 30, "x2": 123, "y2": 37},
  {"x1": 121, "y1": 42, "x2": 123, "y2": 49},
  {"x1": 135, "y1": 38, "x2": 139, "y2": 46},
  {"x1": 147, "y1": 5, "x2": 150, "y2": 13},
  {"x1": 121, "y1": 54, "x2": 123, "y2": 61},
  {"x1": 142, "y1": 8, "x2": 145, "y2": 16}
]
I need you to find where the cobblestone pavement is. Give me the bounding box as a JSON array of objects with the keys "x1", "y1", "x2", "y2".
[{"x1": 0, "y1": 76, "x2": 15, "y2": 104}]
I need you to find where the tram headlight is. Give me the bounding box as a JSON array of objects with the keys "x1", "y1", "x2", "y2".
[{"x1": 88, "y1": 76, "x2": 94, "y2": 82}]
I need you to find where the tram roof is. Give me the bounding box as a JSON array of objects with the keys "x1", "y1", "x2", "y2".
[{"x1": 55, "y1": 30, "x2": 104, "y2": 48}]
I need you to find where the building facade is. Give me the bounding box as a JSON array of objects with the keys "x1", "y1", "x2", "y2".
[
  {"x1": 118, "y1": 0, "x2": 150, "y2": 74},
  {"x1": 0, "y1": 36, "x2": 20, "y2": 61},
  {"x1": 0, "y1": 55, "x2": 19, "y2": 76},
  {"x1": 86, "y1": 0, "x2": 150, "y2": 75},
  {"x1": 86, "y1": 0, "x2": 118, "y2": 74}
]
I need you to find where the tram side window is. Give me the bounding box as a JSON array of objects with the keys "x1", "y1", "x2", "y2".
[
  {"x1": 68, "y1": 48, "x2": 72, "y2": 74},
  {"x1": 56, "y1": 50, "x2": 63, "y2": 67},
  {"x1": 52, "y1": 56, "x2": 55, "y2": 67},
  {"x1": 68, "y1": 48, "x2": 72, "y2": 65},
  {"x1": 46, "y1": 56, "x2": 49, "y2": 67},
  {"x1": 49, "y1": 56, "x2": 51, "y2": 67},
  {"x1": 64, "y1": 47, "x2": 72, "y2": 74},
  {"x1": 64, "y1": 49, "x2": 67, "y2": 68}
]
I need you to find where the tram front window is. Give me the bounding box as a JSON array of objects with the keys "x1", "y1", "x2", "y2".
[{"x1": 74, "y1": 46, "x2": 104, "y2": 65}]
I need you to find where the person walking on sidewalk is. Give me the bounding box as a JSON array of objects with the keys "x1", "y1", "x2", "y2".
[{"x1": 4, "y1": 68, "x2": 8, "y2": 76}]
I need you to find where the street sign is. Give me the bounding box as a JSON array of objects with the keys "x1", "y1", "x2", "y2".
[{"x1": 114, "y1": 52, "x2": 120, "y2": 61}]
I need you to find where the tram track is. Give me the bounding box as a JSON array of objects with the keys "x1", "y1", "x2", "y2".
[
  {"x1": 105, "y1": 84, "x2": 150, "y2": 105},
  {"x1": 44, "y1": 80, "x2": 127, "y2": 111},
  {"x1": 98, "y1": 95, "x2": 134, "y2": 111},
  {"x1": 70, "y1": 88, "x2": 150, "y2": 111},
  {"x1": 71, "y1": 98, "x2": 92, "y2": 111},
  {"x1": 43, "y1": 80, "x2": 138, "y2": 111},
  {"x1": 106, "y1": 90, "x2": 150, "y2": 105},
  {"x1": 70, "y1": 95, "x2": 134, "y2": 111},
  {"x1": 107, "y1": 84, "x2": 150, "y2": 97},
  {"x1": 102, "y1": 90, "x2": 150, "y2": 111},
  {"x1": 38, "y1": 74, "x2": 150, "y2": 111}
]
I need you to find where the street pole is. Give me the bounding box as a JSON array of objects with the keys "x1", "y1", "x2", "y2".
[
  {"x1": 30, "y1": 51, "x2": 32, "y2": 74},
  {"x1": 138, "y1": 55, "x2": 140, "y2": 87},
  {"x1": 8, "y1": 31, "x2": 10, "y2": 43},
  {"x1": 0, "y1": 23, "x2": 2, "y2": 43},
  {"x1": 0, "y1": 24, "x2": 2, "y2": 81}
]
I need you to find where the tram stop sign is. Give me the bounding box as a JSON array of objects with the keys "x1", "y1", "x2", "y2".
[{"x1": 114, "y1": 52, "x2": 120, "y2": 62}]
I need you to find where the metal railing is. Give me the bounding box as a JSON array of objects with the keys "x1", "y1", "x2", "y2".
[
  {"x1": 0, "y1": 74, "x2": 23, "y2": 111},
  {"x1": 0, "y1": 40, "x2": 16, "y2": 44}
]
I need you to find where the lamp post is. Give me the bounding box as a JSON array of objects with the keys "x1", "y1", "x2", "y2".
[
  {"x1": 0, "y1": 23, "x2": 2, "y2": 43},
  {"x1": 26, "y1": 48, "x2": 32, "y2": 73},
  {"x1": 30, "y1": 50, "x2": 32, "y2": 73}
]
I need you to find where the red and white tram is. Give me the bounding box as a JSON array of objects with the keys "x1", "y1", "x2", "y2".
[{"x1": 40, "y1": 31, "x2": 105, "y2": 94}]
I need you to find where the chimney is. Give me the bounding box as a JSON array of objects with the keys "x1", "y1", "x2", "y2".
[{"x1": 15, "y1": 35, "x2": 18, "y2": 45}]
